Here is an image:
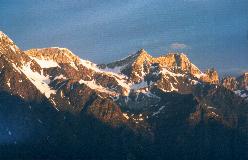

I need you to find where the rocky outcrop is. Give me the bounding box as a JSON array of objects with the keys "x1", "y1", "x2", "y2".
[
  {"x1": 222, "y1": 76, "x2": 238, "y2": 90},
  {"x1": 237, "y1": 72, "x2": 248, "y2": 89},
  {"x1": 99, "y1": 49, "x2": 219, "y2": 85},
  {"x1": 200, "y1": 68, "x2": 219, "y2": 84},
  {"x1": 25, "y1": 47, "x2": 81, "y2": 64},
  {"x1": 222, "y1": 72, "x2": 248, "y2": 100},
  {"x1": 222, "y1": 73, "x2": 248, "y2": 91},
  {"x1": 152, "y1": 53, "x2": 202, "y2": 75}
]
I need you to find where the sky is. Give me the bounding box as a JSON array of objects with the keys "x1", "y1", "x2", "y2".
[{"x1": 0, "y1": 0, "x2": 248, "y2": 76}]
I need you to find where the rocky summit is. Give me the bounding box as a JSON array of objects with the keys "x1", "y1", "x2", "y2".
[{"x1": 1, "y1": 31, "x2": 248, "y2": 160}]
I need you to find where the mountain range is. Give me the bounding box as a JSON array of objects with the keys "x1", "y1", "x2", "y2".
[{"x1": 1, "y1": 31, "x2": 248, "y2": 159}]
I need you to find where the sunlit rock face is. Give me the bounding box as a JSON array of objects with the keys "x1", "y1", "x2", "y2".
[
  {"x1": 222, "y1": 72, "x2": 248, "y2": 100},
  {"x1": 222, "y1": 76, "x2": 238, "y2": 90},
  {"x1": 1, "y1": 31, "x2": 248, "y2": 160},
  {"x1": 200, "y1": 68, "x2": 219, "y2": 84},
  {"x1": 238, "y1": 72, "x2": 248, "y2": 89},
  {"x1": 25, "y1": 47, "x2": 81, "y2": 64}
]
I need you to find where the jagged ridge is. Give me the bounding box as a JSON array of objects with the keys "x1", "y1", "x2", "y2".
[{"x1": 1, "y1": 31, "x2": 248, "y2": 160}]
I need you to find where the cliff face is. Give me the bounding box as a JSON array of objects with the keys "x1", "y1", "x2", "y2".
[
  {"x1": 200, "y1": 68, "x2": 219, "y2": 84},
  {"x1": 152, "y1": 53, "x2": 202, "y2": 75}
]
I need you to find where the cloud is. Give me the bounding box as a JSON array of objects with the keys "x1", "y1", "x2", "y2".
[{"x1": 170, "y1": 43, "x2": 188, "y2": 49}]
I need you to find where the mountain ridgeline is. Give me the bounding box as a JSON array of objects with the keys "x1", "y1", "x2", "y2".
[{"x1": 1, "y1": 31, "x2": 248, "y2": 159}]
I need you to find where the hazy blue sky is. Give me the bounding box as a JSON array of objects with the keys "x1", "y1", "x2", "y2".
[{"x1": 1, "y1": 0, "x2": 248, "y2": 76}]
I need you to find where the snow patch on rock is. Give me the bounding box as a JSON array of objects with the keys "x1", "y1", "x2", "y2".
[
  {"x1": 153, "y1": 105, "x2": 166, "y2": 116},
  {"x1": 54, "y1": 74, "x2": 67, "y2": 80},
  {"x1": 6, "y1": 79, "x2": 11, "y2": 88},
  {"x1": 20, "y1": 63, "x2": 56, "y2": 98},
  {"x1": 30, "y1": 57, "x2": 59, "y2": 68},
  {"x1": 79, "y1": 79, "x2": 116, "y2": 95}
]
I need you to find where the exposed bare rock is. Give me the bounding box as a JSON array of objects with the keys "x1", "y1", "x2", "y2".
[
  {"x1": 222, "y1": 72, "x2": 248, "y2": 100},
  {"x1": 99, "y1": 49, "x2": 219, "y2": 85},
  {"x1": 222, "y1": 76, "x2": 238, "y2": 90},
  {"x1": 237, "y1": 72, "x2": 248, "y2": 89},
  {"x1": 0, "y1": 31, "x2": 48, "y2": 102},
  {"x1": 2, "y1": 31, "x2": 248, "y2": 160},
  {"x1": 25, "y1": 47, "x2": 80, "y2": 64},
  {"x1": 200, "y1": 68, "x2": 219, "y2": 84},
  {"x1": 152, "y1": 53, "x2": 202, "y2": 75}
]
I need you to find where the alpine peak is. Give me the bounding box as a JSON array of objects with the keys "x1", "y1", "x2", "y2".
[
  {"x1": 25, "y1": 47, "x2": 81, "y2": 64},
  {"x1": 0, "y1": 31, "x2": 7, "y2": 38},
  {"x1": 1, "y1": 31, "x2": 248, "y2": 160},
  {"x1": 201, "y1": 68, "x2": 219, "y2": 84},
  {"x1": 0, "y1": 31, "x2": 21, "y2": 55},
  {"x1": 0, "y1": 31, "x2": 4, "y2": 37},
  {"x1": 136, "y1": 48, "x2": 150, "y2": 56}
]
